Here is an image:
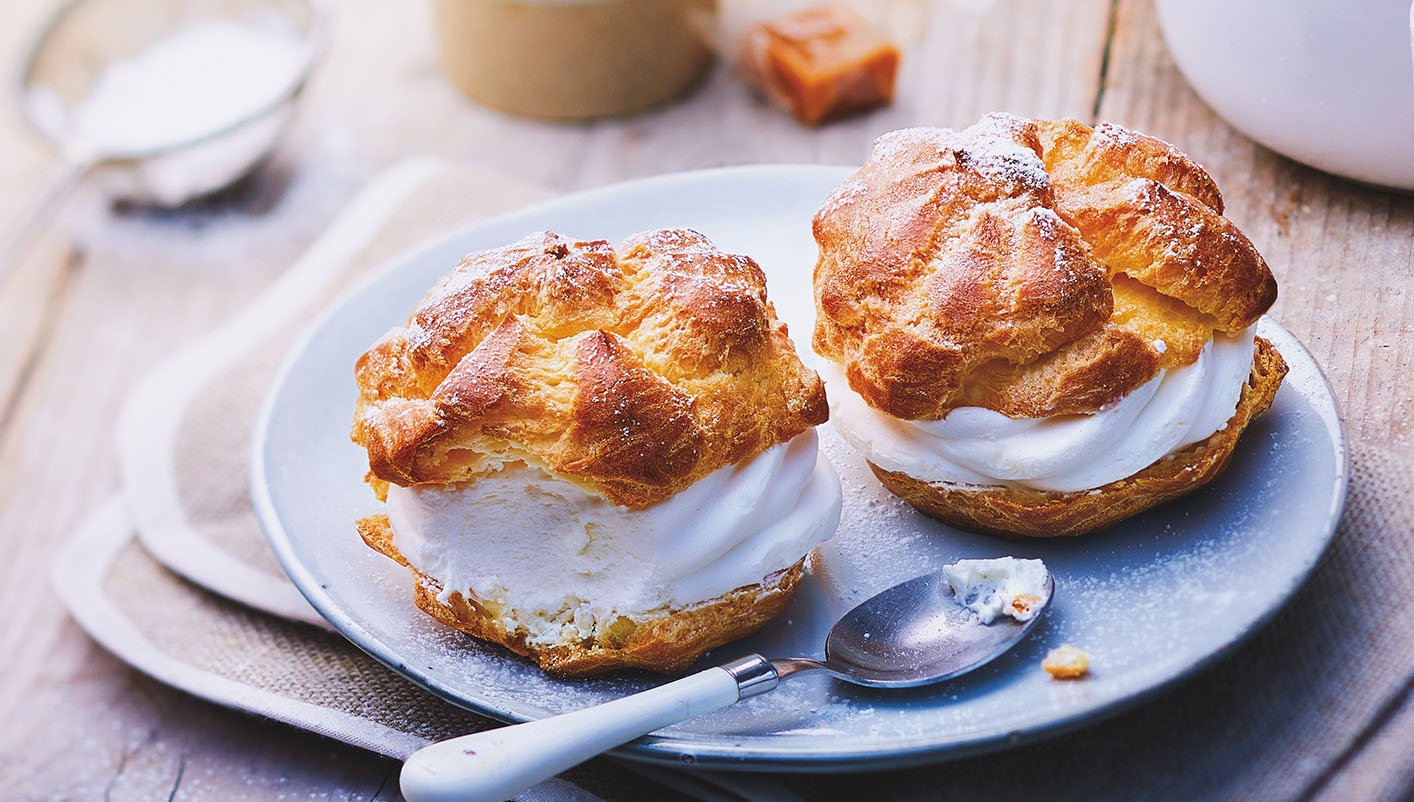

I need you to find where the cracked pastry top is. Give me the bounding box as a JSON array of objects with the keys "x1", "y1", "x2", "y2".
[
  {"x1": 353, "y1": 227, "x2": 828, "y2": 508},
  {"x1": 813, "y1": 113, "x2": 1275, "y2": 421}
]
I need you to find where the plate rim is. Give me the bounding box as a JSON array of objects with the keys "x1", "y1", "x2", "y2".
[{"x1": 250, "y1": 164, "x2": 1350, "y2": 771}]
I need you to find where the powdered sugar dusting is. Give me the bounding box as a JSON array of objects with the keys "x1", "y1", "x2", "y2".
[
  {"x1": 1092, "y1": 121, "x2": 1138, "y2": 148},
  {"x1": 1023, "y1": 205, "x2": 1094, "y2": 283},
  {"x1": 869, "y1": 126, "x2": 954, "y2": 163},
  {"x1": 816, "y1": 177, "x2": 869, "y2": 219},
  {"x1": 832, "y1": 116, "x2": 1054, "y2": 243},
  {"x1": 950, "y1": 113, "x2": 1050, "y2": 193},
  {"x1": 1093, "y1": 120, "x2": 1206, "y2": 173},
  {"x1": 1025, "y1": 205, "x2": 1069, "y2": 235}
]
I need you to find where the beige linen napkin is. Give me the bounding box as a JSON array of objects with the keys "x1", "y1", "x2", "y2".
[
  {"x1": 54, "y1": 499, "x2": 675, "y2": 802},
  {"x1": 83, "y1": 159, "x2": 1413, "y2": 801}
]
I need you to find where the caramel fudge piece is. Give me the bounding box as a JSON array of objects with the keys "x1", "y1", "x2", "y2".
[{"x1": 742, "y1": 6, "x2": 900, "y2": 125}]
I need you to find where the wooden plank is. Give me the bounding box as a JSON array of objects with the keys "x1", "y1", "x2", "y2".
[
  {"x1": 0, "y1": 238, "x2": 76, "y2": 433},
  {"x1": 0, "y1": 0, "x2": 86, "y2": 432}
]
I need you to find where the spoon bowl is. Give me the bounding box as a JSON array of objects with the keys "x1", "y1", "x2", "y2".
[
  {"x1": 401, "y1": 564, "x2": 1055, "y2": 802},
  {"x1": 811, "y1": 569, "x2": 1055, "y2": 687}
]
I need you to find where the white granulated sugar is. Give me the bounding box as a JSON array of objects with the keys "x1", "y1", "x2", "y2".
[
  {"x1": 60, "y1": 20, "x2": 307, "y2": 153},
  {"x1": 1153, "y1": 338, "x2": 1168, "y2": 354}
]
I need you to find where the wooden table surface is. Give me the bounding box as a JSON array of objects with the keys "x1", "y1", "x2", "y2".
[{"x1": 1, "y1": 0, "x2": 1409, "y2": 799}]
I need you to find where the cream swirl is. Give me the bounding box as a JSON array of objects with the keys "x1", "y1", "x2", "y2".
[
  {"x1": 385, "y1": 430, "x2": 841, "y2": 647},
  {"x1": 823, "y1": 327, "x2": 1258, "y2": 493}
]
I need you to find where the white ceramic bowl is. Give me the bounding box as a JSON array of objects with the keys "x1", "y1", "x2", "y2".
[
  {"x1": 1155, "y1": 0, "x2": 1414, "y2": 191},
  {"x1": 16, "y1": 0, "x2": 329, "y2": 205}
]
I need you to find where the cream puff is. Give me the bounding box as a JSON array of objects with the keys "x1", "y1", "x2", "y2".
[
  {"x1": 351, "y1": 229, "x2": 840, "y2": 676},
  {"x1": 812, "y1": 113, "x2": 1286, "y2": 538}
]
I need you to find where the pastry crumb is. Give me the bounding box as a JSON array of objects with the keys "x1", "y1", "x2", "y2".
[
  {"x1": 1043, "y1": 644, "x2": 1089, "y2": 679},
  {"x1": 1008, "y1": 593, "x2": 1043, "y2": 619}
]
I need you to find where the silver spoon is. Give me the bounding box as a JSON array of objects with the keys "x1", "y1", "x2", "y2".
[{"x1": 400, "y1": 566, "x2": 1055, "y2": 802}]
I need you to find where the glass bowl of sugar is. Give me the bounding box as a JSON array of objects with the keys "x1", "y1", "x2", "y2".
[{"x1": 16, "y1": 0, "x2": 329, "y2": 206}]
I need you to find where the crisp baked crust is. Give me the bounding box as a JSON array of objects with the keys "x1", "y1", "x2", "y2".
[
  {"x1": 870, "y1": 337, "x2": 1287, "y2": 538},
  {"x1": 812, "y1": 114, "x2": 1278, "y2": 420},
  {"x1": 356, "y1": 513, "x2": 804, "y2": 676},
  {"x1": 1042, "y1": 644, "x2": 1090, "y2": 679},
  {"x1": 351, "y1": 228, "x2": 827, "y2": 508}
]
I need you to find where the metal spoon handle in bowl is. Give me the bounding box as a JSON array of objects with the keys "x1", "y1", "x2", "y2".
[{"x1": 399, "y1": 654, "x2": 780, "y2": 802}]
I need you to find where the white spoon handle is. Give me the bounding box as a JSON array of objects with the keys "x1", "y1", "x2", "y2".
[{"x1": 400, "y1": 666, "x2": 743, "y2": 802}]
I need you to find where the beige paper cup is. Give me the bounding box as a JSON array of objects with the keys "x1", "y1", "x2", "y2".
[{"x1": 434, "y1": 0, "x2": 717, "y2": 120}]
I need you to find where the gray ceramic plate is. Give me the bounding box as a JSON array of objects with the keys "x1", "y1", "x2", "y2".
[{"x1": 252, "y1": 165, "x2": 1348, "y2": 771}]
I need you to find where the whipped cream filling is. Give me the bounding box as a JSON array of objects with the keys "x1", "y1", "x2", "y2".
[
  {"x1": 941, "y1": 557, "x2": 1050, "y2": 624},
  {"x1": 823, "y1": 326, "x2": 1258, "y2": 493},
  {"x1": 384, "y1": 430, "x2": 841, "y2": 647}
]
